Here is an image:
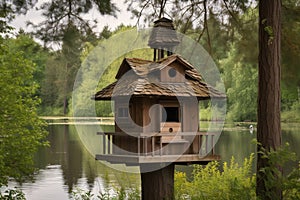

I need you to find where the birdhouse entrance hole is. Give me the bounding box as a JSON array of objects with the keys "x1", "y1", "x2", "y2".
[{"x1": 162, "y1": 107, "x2": 179, "y2": 122}]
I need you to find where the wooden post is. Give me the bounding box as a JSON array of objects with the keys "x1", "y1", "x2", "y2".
[{"x1": 140, "y1": 163, "x2": 175, "y2": 200}]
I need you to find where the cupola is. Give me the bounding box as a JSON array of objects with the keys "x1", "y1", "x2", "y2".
[{"x1": 148, "y1": 17, "x2": 180, "y2": 61}]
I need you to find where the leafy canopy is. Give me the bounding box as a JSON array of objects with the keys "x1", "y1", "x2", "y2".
[{"x1": 0, "y1": 36, "x2": 48, "y2": 186}]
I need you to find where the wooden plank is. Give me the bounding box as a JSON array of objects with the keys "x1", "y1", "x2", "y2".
[
  {"x1": 108, "y1": 134, "x2": 111, "y2": 154},
  {"x1": 95, "y1": 154, "x2": 220, "y2": 165},
  {"x1": 103, "y1": 134, "x2": 106, "y2": 154},
  {"x1": 97, "y1": 131, "x2": 218, "y2": 137}
]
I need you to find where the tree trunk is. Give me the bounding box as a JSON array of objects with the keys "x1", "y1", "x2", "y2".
[
  {"x1": 140, "y1": 164, "x2": 174, "y2": 200},
  {"x1": 297, "y1": 86, "x2": 300, "y2": 101},
  {"x1": 63, "y1": 95, "x2": 68, "y2": 115},
  {"x1": 257, "y1": 0, "x2": 282, "y2": 199}
]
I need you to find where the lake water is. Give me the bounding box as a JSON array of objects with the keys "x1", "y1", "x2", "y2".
[{"x1": 7, "y1": 123, "x2": 300, "y2": 199}]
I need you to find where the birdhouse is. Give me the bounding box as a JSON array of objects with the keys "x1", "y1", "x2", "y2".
[{"x1": 93, "y1": 18, "x2": 225, "y2": 166}]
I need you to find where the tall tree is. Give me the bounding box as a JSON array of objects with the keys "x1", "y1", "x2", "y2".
[
  {"x1": 281, "y1": 0, "x2": 300, "y2": 101},
  {"x1": 257, "y1": 0, "x2": 282, "y2": 199},
  {"x1": 0, "y1": 36, "x2": 48, "y2": 186},
  {"x1": 0, "y1": 0, "x2": 36, "y2": 33},
  {"x1": 60, "y1": 23, "x2": 83, "y2": 114},
  {"x1": 125, "y1": 0, "x2": 252, "y2": 54},
  {"x1": 39, "y1": 24, "x2": 82, "y2": 115},
  {"x1": 28, "y1": 0, "x2": 117, "y2": 115},
  {"x1": 30, "y1": 0, "x2": 117, "y2": 46},
  {"x1": 0, "y1": 2, "x2": 48, "y2": 187},
  {"x1": 6, "y1": 32, "x2": 49, "y2": 98}
]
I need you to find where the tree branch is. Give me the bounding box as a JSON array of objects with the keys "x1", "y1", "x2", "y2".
[
  {"x1": 158, "y1": 0, "x2": 167, "y2": 18},
  {"x1": 135, "y1": 0, "x2": 151, "y2": 26}
]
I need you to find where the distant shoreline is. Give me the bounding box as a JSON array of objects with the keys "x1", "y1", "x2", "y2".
[
  {"x1": 40, "y1": 116, "x2": 114, "y2": 125},
  {"x1": 39, "y1": 117, "x2": 299, "y2": 132}
]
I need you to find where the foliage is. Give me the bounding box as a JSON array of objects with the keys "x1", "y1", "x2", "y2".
[
  {"x1": 0, "y1": 188, "x2": 25, "y2": 200},
  {"x1": 281, "y1": 101, "x2": 300, "y2": 122},
  {"x1": 282, "y1": 0, "x2": 300, "y2": 89},
  {"x1": 0, "y1": 0, "x2": 35, "y2": 33},
  {"x1": 5, "y1": 32, "x2": 49, "y2": 98},
  {"x1": 71, "y1": 26, "x2": 153, "y2": 117},
  {"x1": 29, "y1": 0, "x2": 117, "y2": 45},
  {"x1": 175, "y1": 147, "x2": 300, "y2": 200},
  {"x1": 40, "y1": 23, "x2": 88, "y2": 115},
  {"x1": 256, "y1": 142, "x2": 298, "y2": 200},
  {"x1": 199, "y1": 106, "x2": 211, "y2": 121},
  {"x1": 284, "y1": 162, "x2": 300, "y2": 200},
  {"x1": 226, "y1": 63, "x2": 258, "y2": 122},
  {"x1": 62, "y1": 149, "x2": 300, "y2": 200},
  {"x1": 220, "y1": 45, "x2": 258, "y2": 122},
  {"x1": 71, "y1": 187, "x2": 140, "y2": 200},
  {"x1": 175, "y1": 154, "x2": 256, "y2": 200},
  {"x1": 39, "y1": 53, "x2": 63, "y2": 115},
  {"x1": 0, "y1": 37, "x2": 48, "y2": 186}
]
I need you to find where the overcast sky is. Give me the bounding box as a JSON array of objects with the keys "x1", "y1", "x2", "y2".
[{"x1": 11, "y1": 0, "x2": 136, "y2": 34}]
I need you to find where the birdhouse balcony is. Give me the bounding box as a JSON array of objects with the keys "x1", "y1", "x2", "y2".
[{"x1": 96, "y1": 130, "x2": 220, "y2": 165}]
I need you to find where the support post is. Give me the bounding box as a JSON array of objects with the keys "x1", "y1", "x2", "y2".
[{"x1": 140, "y1": 163, "x2": 175, "y2": 200}]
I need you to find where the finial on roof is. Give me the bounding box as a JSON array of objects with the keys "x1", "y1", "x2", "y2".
[{"x1": 148, "y1": 17, "x2": 180, "y2": 61}]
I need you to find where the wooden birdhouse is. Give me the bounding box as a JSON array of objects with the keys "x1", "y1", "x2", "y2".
[
  {"x1": 93, "y1": 18, "x2": 226, "y2": 199},
  {"x1": 93, "y1": 18, "x2": 225, "y2": 166}
]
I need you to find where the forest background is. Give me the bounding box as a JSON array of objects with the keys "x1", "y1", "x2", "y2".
[{"x1": 2, "y1": 0, "x2": 300, "y2": 123}]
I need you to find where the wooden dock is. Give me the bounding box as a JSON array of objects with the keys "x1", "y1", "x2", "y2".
[{"x1": 40, "y1": 116, "x2": 114, "y2": 125}]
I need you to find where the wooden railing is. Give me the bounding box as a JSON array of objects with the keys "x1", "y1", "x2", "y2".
[{"x1": 97, "y1": 131, "x2": 217, "y2": 157}]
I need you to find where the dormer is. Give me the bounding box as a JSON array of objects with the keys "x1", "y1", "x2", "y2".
[{"x1": 160, "y1": 61, "x2": 185, "y2": 83}]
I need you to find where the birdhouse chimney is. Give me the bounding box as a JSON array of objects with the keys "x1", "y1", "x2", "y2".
[{"x1": 148, "y1": 17, "x2": 180, "y2": 61}]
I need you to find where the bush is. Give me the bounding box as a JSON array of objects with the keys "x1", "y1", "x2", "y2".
[
  {"x1": 257, "y1": 142, "x2": 300, "y2": 200},
  {"x1": 71, "y1": 187, "x2": 140, "y2": 200},
  {"x1": 175, "y1": 143, "x2": 300, "y2": 200},
  {"x1": 0, "y1": 188, "x2": 25, "y2": 200},
  {"x1": 281, "y1": 101, "x2": 300, "y2": 122},
  {"x1": 175, "y1": 154, "x2": 256, "y2": 200}
]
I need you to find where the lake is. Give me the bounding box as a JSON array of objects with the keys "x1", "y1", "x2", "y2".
[{"x1": 7, "y1": 122, "x2": 300, "y2": 199}]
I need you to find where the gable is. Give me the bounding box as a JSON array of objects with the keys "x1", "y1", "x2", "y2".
[
  {"x1": 115, "y1": 58, "x2": 152, "y2": 79},
  {"x1": 160, "y1": 61, "x2": 186, "y2": 82}
]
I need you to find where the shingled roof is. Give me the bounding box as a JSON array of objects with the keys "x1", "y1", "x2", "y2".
[
  {"x1": 148, "y1": 17, "x2": 180, "y2": 49},
  {"x1": 93, "y1": 54, "x2": 225, "y2": 100}
]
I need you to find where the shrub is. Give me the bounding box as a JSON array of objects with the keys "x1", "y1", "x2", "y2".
[
  {"x1": 175, "y1": 154, "x2": 256, "y2": 200},
  {"x1": 0, "y1": 188, "x2": 25, "y2": 200}
]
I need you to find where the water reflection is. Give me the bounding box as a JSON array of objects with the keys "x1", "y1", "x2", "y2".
[
  {"x1": 216, "y1": 130, "x2": 257, "y2": 165},
  {"x1": 9, "y1": 123, "x2": 300, "y2": 199},
  {"x1": 24, "y1": 125, "x2": 140, "y2": 200},
  {"x1": 215, "y1": 124, "x2": 300, "y2": 174}
]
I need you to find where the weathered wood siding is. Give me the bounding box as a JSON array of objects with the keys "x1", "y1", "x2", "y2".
[{"x1": 182, "y1": 100, "x2": 199, "y2": 154}]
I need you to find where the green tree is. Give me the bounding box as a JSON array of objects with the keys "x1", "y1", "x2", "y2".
[
  {"x1": 40, "y1": 53, "x2": 62, "y2": 115},
  {"x1": 125, "y1": 0, "x2": 252, "y2": 54},
  {"x1": 219, "y1": 8, "x2": 258, "y2": 122},
  {"x1": 30, "y1": 0, "x2": 117, "y2": 46},
  {"x1": 222, "y1": 46, "x2": 258, "y2": 122},
  {"x1": 71, "y1": 25, "x2": 149, "y2": 117},
  {"x1": 0, "y1": 37, "x2": 48, "y2": 186},
  {"x1": 282, "y1": 0, "x2": 300, "y2": 91},
  {"x1": 39, "y1": 24, "x2": 86, "y2": 115},
  {"x1": 0, "y1": 0, "x2": 35, "y2": 33},
  {"x1": 6, "y1": 32, "x2": 49, "y2": 98},
  {"x1": 28, "y1": 0, "x2": 117, "y2": 115},
  {"x1": 281, "y1": 0, "x2": 300, "y2": 120},
  {"x1": 60, "y1": 23, "x2": 83, "y2": 114}
]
